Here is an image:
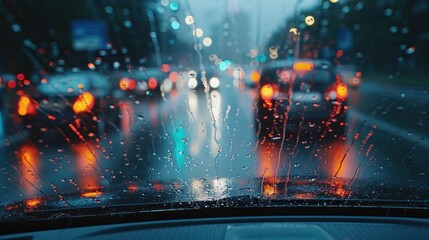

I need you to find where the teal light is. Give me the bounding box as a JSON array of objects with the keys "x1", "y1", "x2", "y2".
[
  {"x1": 218, "y1": 61, "x2": 228, "y2": 71},
  {"x1": 171, "y1": 21, "x2": 180, "y2": 30},
  {"x1": 258, "y1": 54, "x2": 267, "y2": 63},
  {"x1": 223, "y1": 59, "x2": 233, "y2": 68},
  {"x1": 169, "y1": 2, "x2": 179, "y2": 11}
]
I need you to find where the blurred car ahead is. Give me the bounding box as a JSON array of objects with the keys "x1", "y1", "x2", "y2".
[
  {"x1": 256, "y1": 59, "x2": 348, "y2": 141},
  {"x1": 335, "y1": 64, "x2": 362, "y2": 88},
  {"x1": 114, "y1": 67, "x2": 168, "y2": 98},
  {"x1": 185, "y1": 65, "x2": 221, "y2": 91},
  {"x1": 17, "y1": 71, "x2": 120, "y2": 141}
]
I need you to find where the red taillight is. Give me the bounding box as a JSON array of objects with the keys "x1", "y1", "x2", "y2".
[
  {"x1": 148, "y1": 77, "x2": 158, "y2": 90},
  {"x1": 260, "y1": 84, "x2": 275, "y2": 101},
  {"x1": 356, "y1": 71, "x2": 362, "y2": 77},
  {"x1": 18, "y1": 96, "x2": 37, "y2": 116},
  {"x1": 161, "y1": 64, "x2": 171, "y2": 73},
  {"x1": 169, "y1": 71, "x2": 179, "y2": 83},
  {"x1": 119, "y1": 78, "x2": 136, "y2": 90},
  {"x1": 336, "y1": 84, "x2": 348, "y2": 99},
  {"x1": 17, "y1": 73, "x2": 25, "y2": 81},
  {"x1": 128, "y1": 79, "x2": 136, "y2": 90},
  {"x1": 73, "y1": 92, "x2": 95, "y2": 114},
  {"x1": 7, "y1": 81, "x2": 16, "y2": 89}
]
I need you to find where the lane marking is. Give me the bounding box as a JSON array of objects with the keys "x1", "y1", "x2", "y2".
[
  {"x1": 360, "y1": 82, "x2": 429, "y2": 102},
  {"x1": 349, "y1": 109, "x2": 429, "y2": 150}
]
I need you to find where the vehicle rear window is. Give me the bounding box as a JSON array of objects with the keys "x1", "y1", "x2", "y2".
[{"x1": 261, "y1": 67, "x2": 334, "y2": 86}]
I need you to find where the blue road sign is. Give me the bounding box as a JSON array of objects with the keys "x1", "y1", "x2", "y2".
[
  {"x1": 337, "y1": 27, "x2": 353, "y2": 51},
  {"x1": 71, "y1": 20, "x2": 107, "y2": 51}
]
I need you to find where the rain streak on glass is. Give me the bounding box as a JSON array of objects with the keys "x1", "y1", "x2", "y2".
[{"x1": 0, "y1": 0, "x2": 428, "y2": 225}]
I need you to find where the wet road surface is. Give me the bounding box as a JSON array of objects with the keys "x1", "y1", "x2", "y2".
[{"x1": 1, "y1": 74, "x2": 429, "y2": 203}]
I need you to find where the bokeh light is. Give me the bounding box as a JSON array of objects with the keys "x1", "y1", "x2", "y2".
[
  {"x1": 171, "y1": 21, "x2": 180, "y2": 30},
  {"x1": 305, "y1": 16, "x2": 315, "y2": 26},
  {"x1": 203, "y1": 37, "x2": 212, "y2": 47},
  {"x1": 185, "y1": 15, "x2": 194, "y2": 25},
  {"x1": 193, "y1": 28, "x2": 204, "y2": 38},
  {"x1": 169, "y1": 1, "x2": 179, "y2": 11}
]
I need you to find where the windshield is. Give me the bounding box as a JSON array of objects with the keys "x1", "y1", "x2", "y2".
[{"x1": 1, "y1": 0, "x2": 429, "y2": 227}]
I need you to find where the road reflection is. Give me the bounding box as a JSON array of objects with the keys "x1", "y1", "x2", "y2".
[
  {"x1": 17, "y1": 144, "x2": 40, "y2": 197},
  {"x1": 73, "y1": 143, "x2": 102, "y2": 197},
  {"x1": 258, "y1": 137, "x2": 357, "y2": 198},
  {"x1": 119, "y1": 101, "x2": 134, "y2": 140},
  {"x1": 209, "y1": 90, "x2": 222, "y2": 158},
  {"x1": 190, "y1": 177, "x2": 230, "y2": 201}
]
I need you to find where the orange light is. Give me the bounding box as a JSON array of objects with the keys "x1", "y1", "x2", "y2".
[
  {"x1": 87, "y1": 63, "x2": 96, "y2": 69},
  {"x1": 293, "y1": 62, "x2": 314, "y2": 71},
  {"x1": 73, "y1": 92, "x2": 95, "y2": 114},
  {"x1": 250, "y1": 71, "x2": 260, "y2": 82},
  {"x1": 169, "y1": 71, "x2": 179, "y2": 83},
  {"x1": 81, "y1": 191, "x2": 102, "y2": 198},
  {"x1": 18, "y1": 96, "x2": 37, "y2": 116},
  {"x1": 263, "y1": 183, "x2": 277, "y2": 197},
  {"x1": 119, "y1": 78, "x2": 130, "y2": 90},
  {"x1": 148, "y1": 77, "x2": 158, "y2": 90},
  {"x1": 336, "y1": 84, "x2": 348, "y2": 98},
  {"x1": 26, "y1": 198, "x2": 42, "y2": 208},
  {"x1": 260, "y1": 84, "x2": 274, "y2": 101}
]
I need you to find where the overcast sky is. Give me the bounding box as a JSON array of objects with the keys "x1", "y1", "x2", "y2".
[{"x1": 185, "y1": 0, "x2": 319, "y2": 47}]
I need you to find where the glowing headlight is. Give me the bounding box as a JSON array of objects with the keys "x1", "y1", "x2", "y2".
[
  {"x1": 162, "y1": 78, "x2": 173, "y2": 93},
  {"x1": 209, "y1": 77, "x2": 220, "y2": 89},
  {"x1": 188, "y1": 78, "x2": 198, "y2": 89},
  {"x1": 137, "y1": 81, "x2": 148, "y2": 91}
]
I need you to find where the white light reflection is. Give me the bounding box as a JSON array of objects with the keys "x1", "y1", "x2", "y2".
[
  {"x1": 190, "y1": 177, "x2": 230, "y2": 201},
  {"x1": 187, "y1": 92, "x2": 205, "y2": 156},
  {"x1": 209, "y1": 90, "x2": 222, "y2": 157}
]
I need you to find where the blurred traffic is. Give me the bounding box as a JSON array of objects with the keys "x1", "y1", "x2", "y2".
[{"x1": 1, "y1": 0, "x2": 429, "y2": 216}]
